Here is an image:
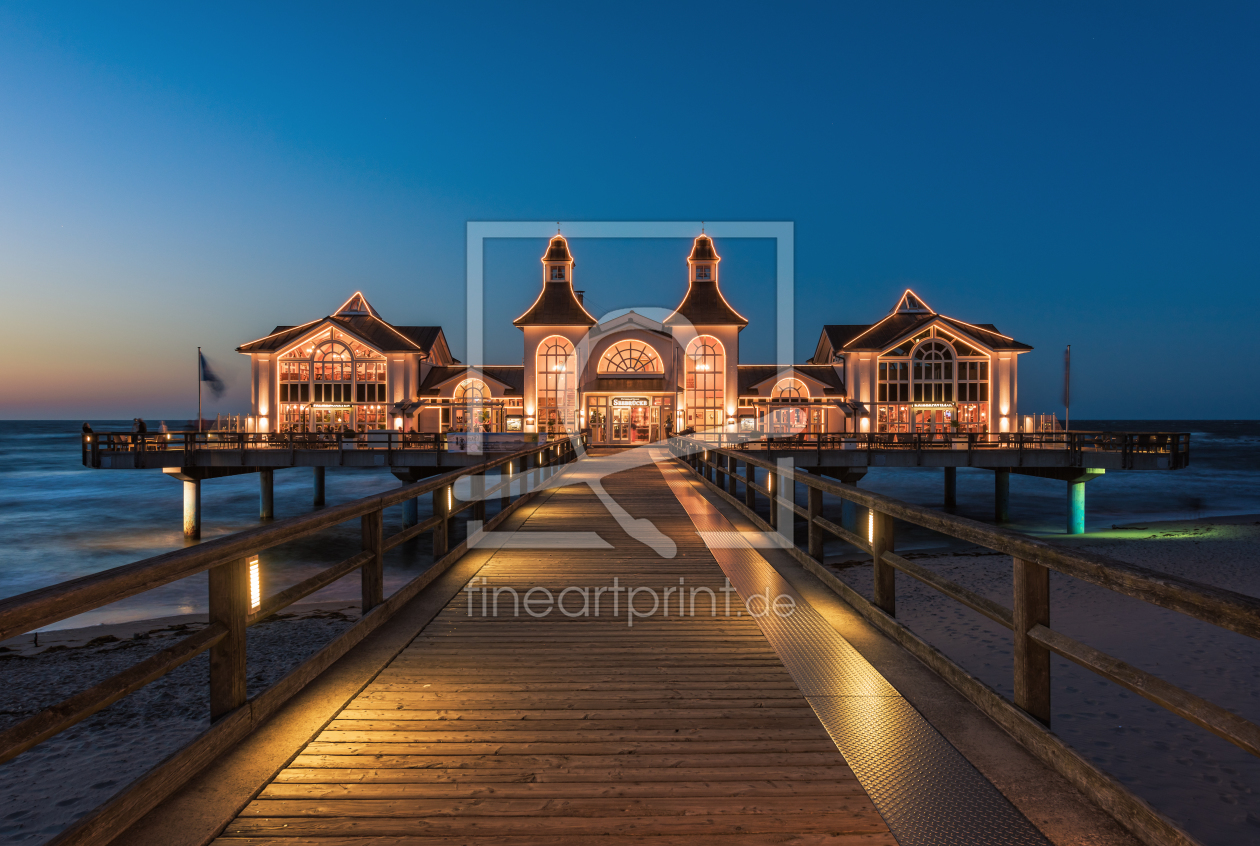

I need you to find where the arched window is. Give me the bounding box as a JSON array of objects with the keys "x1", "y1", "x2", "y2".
[
  {"x1": 772, "y1": 378, "x2": 809, "y2": 400},
  {"x1": 913, "y1": 340, "x2": 954, "y2": 403},
  {"x1": 684, "y1": 335, "x2": 725, "y2": 430},
  {"x1": 536, "y1": 336, "x2": 577, "y2": 432},
  {"x1": 599, "y1": 340, "x2": 662, "y2": 374},
  {"x1": 454, "y1": 378, "x2": 489, "y2": 403}
]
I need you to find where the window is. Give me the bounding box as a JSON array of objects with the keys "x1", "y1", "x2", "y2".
[
  {"x1": 684, "y1": 335, "x2": 725, "y2": 430},
  {"x1": 454, "y1": 378, "x2": 489, "y2": 403},
  {"x1": 695, "y1": 264, "x2": 711, "y2": 280},
  {"x1": 536, "y1": 336, "x2": 577, "y2": 432},
  {"x1": 912, "y1": 340, "x2": 954, "y2": 403},
  {"x1": 878, "y1": 361, "x2": 909, "y2": 402},
  {"x1": 772, "y1": 378, "x2": 809, "y2": 400},
  {"x1": 957, "y1": 359, "x2": 989, "y2": 402},
  {"x1": 550, "y1": 265, "x2": 565, "y2": 281},
  {"x1": 279, "y1": 360, "x2": 310, "y2": 403},
  {"x1": 355, "y1": 361, "x2": 387, "y2": 402},
  {"x1": 599, "y1": 340, "x2": 662, "y2": 374}
]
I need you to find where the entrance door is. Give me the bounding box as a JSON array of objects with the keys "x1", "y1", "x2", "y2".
[
  {"x1": 611, "y1": 407, "x2": 631, "y2": 443},
  {"x1": 914, "y1": 409, "x2": 949, "y2": 438}
]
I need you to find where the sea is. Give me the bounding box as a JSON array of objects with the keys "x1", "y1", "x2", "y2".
[{"x1": 2, "y1": 419, "x2": 1259, "y2": 844}]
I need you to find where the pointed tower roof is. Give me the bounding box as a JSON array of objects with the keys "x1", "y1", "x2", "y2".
[
  {"x1": 334, "y1": 291, "x2": 382, "y2": 318},
  {"x1": 666, "y1": 234, "x2": 747, "y2": 328},
  {"x1": 514, "y1": 234, "x2": 596, "y2": 327},
  {"x1": 891, "y1": 289, "x2": 933, "y2": 315}
]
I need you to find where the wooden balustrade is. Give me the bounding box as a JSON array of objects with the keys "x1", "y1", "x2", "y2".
[
  {"x1": 0, "y1": 436, "x2": 582, "y2": 771},
  {"x1": 671, "y1": 435, "x2": 1259, "y2": 846}
]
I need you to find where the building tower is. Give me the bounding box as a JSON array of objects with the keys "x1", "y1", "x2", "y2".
[
  {"x1": 514, "y1": 234, "x2": 597, "y2": 433},
  {"x1": 666, "y1": 234, "x2": 748, "y2": 431}
]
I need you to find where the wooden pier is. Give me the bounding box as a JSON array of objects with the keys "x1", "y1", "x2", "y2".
[{"x1": 2, "y1": 435, "x2": 1254, "y2": 846}]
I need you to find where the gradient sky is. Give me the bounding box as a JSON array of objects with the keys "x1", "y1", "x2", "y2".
[{"x1": 2, "y1": 2, "x2": 1257, "y2": 420}]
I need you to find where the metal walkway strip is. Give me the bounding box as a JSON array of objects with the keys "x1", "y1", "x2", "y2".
[{"x1": 653, "y1": 453, "x2": 1052, "y2": 846}]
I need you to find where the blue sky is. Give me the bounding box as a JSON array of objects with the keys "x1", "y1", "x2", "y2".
[{"x1": 2, "y1": 2, "x2": 1257, "y2": 419}]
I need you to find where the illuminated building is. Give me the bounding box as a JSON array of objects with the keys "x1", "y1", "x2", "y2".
[{"x1": 237, "y1": 239, "x2": 1031, "y2": 438}]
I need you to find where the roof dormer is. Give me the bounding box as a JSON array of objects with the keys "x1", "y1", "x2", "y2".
[
  {"x1": 334, "y1": 291, "x2": 381, "y2": 318},
  {"x1": 892, "y1": 289, "x2": 933, "y2": 315}
]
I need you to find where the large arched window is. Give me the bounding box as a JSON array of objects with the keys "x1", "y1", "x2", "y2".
[
  {"x1": 536, "y1": 336, "x2": 577, "y2": 432},
  {"x1": 913, "y1": 340, "x2": 954, "y2": 402},
  {"x1": 599, "y1": 340, "x2": 662, "y2": 374},
  {"x1": 454, "y1": 378, "x2": 489, "y2": 403},
  {"x1": 772, "y1": 378, "x2": 809, "y2": 400},
  {"x1": 684, "y1": 335, "x2": 725, "y2": 430}
]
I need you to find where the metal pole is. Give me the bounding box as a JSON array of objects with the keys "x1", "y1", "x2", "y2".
[{"x1": 198, "y1": 347, "x2": 202, "y2": 434}]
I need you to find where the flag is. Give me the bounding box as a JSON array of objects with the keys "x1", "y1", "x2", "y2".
[
  {"x1": 199, "y1": 351, "x2": 226, "y2": 398},
  {"x1": 1063, "y1": 345, "x2": 1071, "y2": 408}
]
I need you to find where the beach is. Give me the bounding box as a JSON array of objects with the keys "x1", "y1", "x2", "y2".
[
  {"x1": 825, "y1": 513, "x2": 1260, "y2": 846},
  {"x1": 0, "y1": 603, "x2": 359, "y2": 845}
]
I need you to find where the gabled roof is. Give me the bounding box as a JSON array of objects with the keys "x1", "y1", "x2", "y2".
[
  {"x1": 236, "y1": 295, "x2": 450, "y2": 359},
  {"x1": 418, "y1": 365, "x2": 524, "y2": 396},
  {"x1": 737, "y1": 364, "x2": 846, "y2": 395},
  {"x1": 815, "y1": 290, "x2": 1032, "y2": 354}
]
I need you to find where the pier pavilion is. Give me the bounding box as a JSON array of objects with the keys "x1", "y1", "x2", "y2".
[
  {"x1": 235, "y1": 234, "x2": 1031, "y2": 442},
  {"x1": 79, "y1": 232, "x2": 1190, "y2": 540}
]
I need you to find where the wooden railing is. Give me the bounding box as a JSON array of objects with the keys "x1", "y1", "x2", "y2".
[
  {"x1": 672, "y1": 436, "x2": 1253, "y2": 846},
  {"x1": 684, "y1": 430, "x2": 1191, "y2": 469},
  {"x1": 0, "y1": 435, "x2": 582, "y2": 846}
]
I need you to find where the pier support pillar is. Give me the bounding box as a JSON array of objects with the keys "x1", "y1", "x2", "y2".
[
  {"x1": 259, "y1": 469, "x2": 274, "y2": 521},
  {"x1": 402, "y1": 482, "x2": 419, "y2": 529},
  {"x1": 313, "y1": 467, "x2": 325, "y2": 507},
  {"x1": 944, "y1": 467, "x2": 957, "y2": 509},
  {"x1": 1068, "y1": 481, "x2": 1086, "y2": 535},
  {"x1": 183, "y1": 479, "x2": 201, "y2": 540},
  {"x1": 995, "y1": 469, "x2": 1010, "y2": 524}
]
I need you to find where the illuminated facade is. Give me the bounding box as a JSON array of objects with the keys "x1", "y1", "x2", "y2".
[
  {"x1": 237, "y1": 239, "x2": 1031, "y2": 438},
  {"x1": 809, "y1": 290, "x2": 1032, "y2": 435}
]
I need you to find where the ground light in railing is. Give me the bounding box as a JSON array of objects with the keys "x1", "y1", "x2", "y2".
[
  {"x1": 868, "y1": 510, "x2": 874, "y2": 545},
  {"x1": 248, "y1": 555, "x2": 261, "y2": 611}
]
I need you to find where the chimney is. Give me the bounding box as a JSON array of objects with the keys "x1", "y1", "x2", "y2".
[{"x1": 574, "y1": 290, "x2": 584, "y2": 306}]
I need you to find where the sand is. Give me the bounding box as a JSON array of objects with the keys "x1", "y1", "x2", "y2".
[
  {"x1": 0, "y1": 603, "x2": 359, "y2": 845},
  {"x1": 824, "y1": 514, "x2": 1260, "y2": 846}
]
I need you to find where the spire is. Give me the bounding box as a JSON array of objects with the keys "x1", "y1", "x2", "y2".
[{"x1": 542, "y1": 234, "x2": 573, "y2": 263}]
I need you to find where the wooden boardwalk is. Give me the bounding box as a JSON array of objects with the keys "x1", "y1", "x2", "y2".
[{"x1": 213, "y1": 462, "x2": 894, "y2": 844}]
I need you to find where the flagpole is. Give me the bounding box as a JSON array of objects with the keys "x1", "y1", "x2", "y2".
[
  {"x1": 1064, "y1": 344, "x2": 1071, "y2": 431},
  {"x1": 198, "y1": 347, "x2": 203, "y2": 434}
]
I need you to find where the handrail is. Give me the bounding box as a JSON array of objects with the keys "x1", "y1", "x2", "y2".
[
  {"x1": 673, "y1": 435, "x2": 1260, "y2": 757},
  {"x1": 6, "y1": 441, "x2": 556, "y2": 640},
  {"x1": 672, "y1": 435, "x2": 1248, "y2": 845},
  {"x1": 0, "y1": 436, "x2": 583, "y2": 769}
]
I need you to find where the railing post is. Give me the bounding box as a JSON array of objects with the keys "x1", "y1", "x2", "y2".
[
  {"x1": 767, "y1": 470, "x2": 777, "y2": 530},
  {"x1": 313, "y1": 466, "x2": 325, "y2": 506},
  {"x1": 208, "y1": 557, "x2": 248, "y2": 721},
  {"x1": 745, "y1": 462, "x2": 756, "y2": 511},
  {"x1": 361, "y1": 508, "x2": 383, "y2": 612},
  {"x1": 807, "y1": 483, "x2": 823, "y2": 562},
  {"x1": 727, "y1": 456, "x2": 738, "y2": 495},
  {"x1": 871, "y1": 510, "x2": 895, "y2": 616},
  {"x1": 259, "y1": 469, "x2": 274, "y2": 520},
  {"x1": 472, "y1": 468, "x2": 486, "y2": 522},
  {"x1": 1013, "y1": 557, "x2": 1051, "y2": 725},
  {"x1": 501, "y1": 460, "x2": 511, "y2": 512},
  {"x1": 433, "y1": 485, "x2": 450, "y2": 559}
]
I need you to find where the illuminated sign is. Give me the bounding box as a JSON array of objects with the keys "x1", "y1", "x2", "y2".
[
  {"x1": 912, "y1": 403, "x2": 956, "y2": 409},
  {"x1": 611, "y1": 397, "x2": 649, "y2": 407},
  {"x1": 312, "y1": 404, "x2": 353, "y2": 409}
]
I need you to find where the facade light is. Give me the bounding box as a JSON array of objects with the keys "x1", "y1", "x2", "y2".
[{"x1": 248, "y1": 556, "x2": 261, "y2": 610}]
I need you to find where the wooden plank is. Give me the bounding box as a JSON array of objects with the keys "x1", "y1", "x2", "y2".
[{"x1": 207, "y1": 462, "x2": 889, "y2": 843}]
